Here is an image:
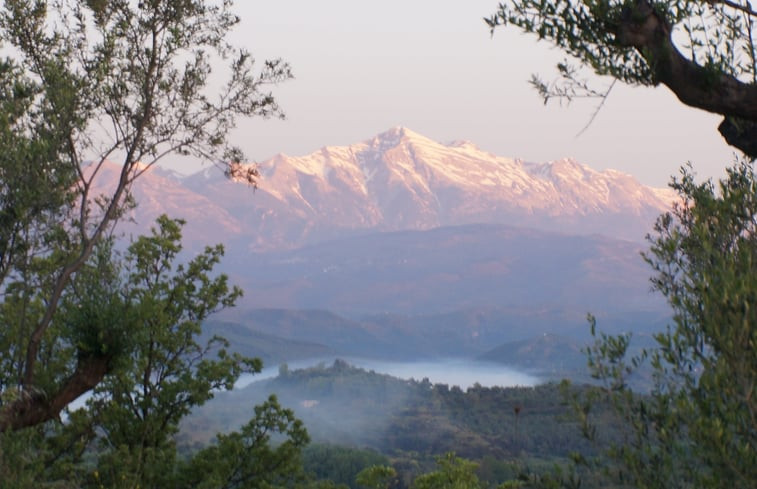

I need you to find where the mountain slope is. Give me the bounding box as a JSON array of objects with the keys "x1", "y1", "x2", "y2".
[
  {"x1": 216, "y1": 223, "x2": 666, "y2": 316},
  {"x1": 173, "y1": 127, "x2": 674, "y2": 250},
  {"x1": 213, "y1": 304, "x2": 667, "y2": 361}
]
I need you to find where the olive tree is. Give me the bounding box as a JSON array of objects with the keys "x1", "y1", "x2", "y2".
[
  {"x1": 487, "y1": 0, "x2": 757, "y2": 157},
  {"x1": 488, "y1": 2, "x2": 757, "y2": 486},
  {"x1": 1, "y1": 216, "x2": 311, "y2": 488},
  {"x1": 0, "y1": 0, "x2": 291, "y2": 431},
  {"x1": 560, "y1": 161, "x2": 757, "y2": 489}
]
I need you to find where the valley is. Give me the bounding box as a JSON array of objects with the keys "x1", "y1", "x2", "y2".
[
  {"x1": 181, "y1": 360, "x2": 626, "y2": 488},
  {"x1": 148, "y1": 128, "x2": 672, "y2": 486}
]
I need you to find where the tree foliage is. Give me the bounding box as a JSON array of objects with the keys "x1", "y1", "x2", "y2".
[
  {"x1": 576, "y1": 161, "x2": 757, "y2": 488},
  {"x1": 356, "y1": 464, "x2": 399, "y2": 489},
  {"x1": 1, "y1": 217, "x2": 310, "y2": 488},
  {"x1": 0, "y1": 0, "x2": 290, "y2": 431},
  {"x1": 305, "y1": 444, "x2": 391, "y2": 489},
  {"x1": 489, "y1": 0, "x2": 757, "y2": 486},
  {"x1": 0, "y1": 1, "x2": 302, "y2": 484},
  {"x1": 487, "y1": 0, "x2": 757, "y2": 156},
  {"x1": 411, "y1": 453, "x2": 482, "y2": 489},
  {"x1": 179, "y1": 395, "x2": 310, "y2": 489},
  {"x1": 84, "y1": 216, "x2": 254, "y2": 448}
]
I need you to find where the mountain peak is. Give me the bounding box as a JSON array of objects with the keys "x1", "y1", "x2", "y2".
[
  {"x1": 447, "y1": 139, "x2": 478, "y2": 150},
  {"x1": 167, "y1": 127, "x2": 674, "y2": 249},
  {"x1": 371, "y1": 126, "x2": 436, "y2": 148}
]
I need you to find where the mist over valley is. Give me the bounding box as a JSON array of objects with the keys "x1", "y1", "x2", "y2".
[
  {"x1": 183, "y1": 359, "x2": 586, "y2": 459},
  {"x1": 236, "y1": 357, "x2": 541, "y2": 391},
  {"x1": 135, "y1": 128, "x2": 671, "y2": 441}
]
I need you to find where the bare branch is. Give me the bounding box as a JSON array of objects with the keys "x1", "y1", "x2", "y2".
[
  {"x1": 577, "y1": 79, "x2": 617, "y2": 138},
  {"x1": 707, "y1": 0, "x2": 757, "y2": 18}
]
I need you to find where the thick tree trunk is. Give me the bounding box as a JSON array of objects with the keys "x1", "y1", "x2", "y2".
[
  {"x1": 616, "y1": 0, "x2": 757, "y2": 158},
  {"x1": 0, "y1": 355, "x2": 109, "y2": 432}
]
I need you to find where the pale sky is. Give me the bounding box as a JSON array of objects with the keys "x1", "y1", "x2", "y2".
[{"x1": 183, "y1": 0, "x2": 737, "y2": 187}]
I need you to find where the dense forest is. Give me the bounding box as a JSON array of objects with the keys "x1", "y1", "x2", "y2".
[{"x1": 185, "y1": 360, "x2": 622, "y2": 488}]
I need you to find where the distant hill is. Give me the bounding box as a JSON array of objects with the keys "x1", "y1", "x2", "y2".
[
  {"x1": 479, "y1": 332, "x2": 662, "y2": 390},
  {"x1": 202, "y1": 320, "x2": 335, "y2": 365},
  {"x1": 216, "y1": 223, "x2": 667, "y2": 316},
  {"x1": 478, "y1": 334, "x2": 591, "y2": 381},
  {"x1": 208, "y1": 307, "x2": 668, "y2": 363}
]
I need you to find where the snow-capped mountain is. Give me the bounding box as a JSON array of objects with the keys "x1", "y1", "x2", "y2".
[
  {"x1": 98, "y1": 127, "x2": 677, "y2": 315},
  {"x1": 169, "y1": 127, "x2": 673, "y2": 250}
]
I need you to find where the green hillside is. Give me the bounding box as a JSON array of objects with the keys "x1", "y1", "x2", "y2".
[{"x1": 183, "y1": 360, "x2": 622, "y2": 486}]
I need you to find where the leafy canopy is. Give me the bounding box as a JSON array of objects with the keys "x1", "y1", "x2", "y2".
[
  {"x1": 572, "y1": 161, "x2": 757, "y2": 489},
  {"x1": 1, "y1": 216, "x2": 311, "y2": 489},
  {"x1": 0, "y1": 0, "x2": 291, "y2": 431}
]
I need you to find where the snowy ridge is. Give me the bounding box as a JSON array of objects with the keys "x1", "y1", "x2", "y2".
[
  {"x1": 134, "y1": 127, "x2": 675, "y2": 251},
  {"x1": 246, "y1": 127, "x2": 674, "y2": 240}
]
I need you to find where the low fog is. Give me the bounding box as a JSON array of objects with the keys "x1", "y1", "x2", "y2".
[
  {"x1": 236, "y1": 357, "x2": 541, "y2": 390},
  {"x1": 182, "y1": 358, "x2": 543, "y2": 449}
]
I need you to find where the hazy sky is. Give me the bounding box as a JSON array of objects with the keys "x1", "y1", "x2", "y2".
[{"x1": 195, "y1": 0, "x2": 737, "y2": 187}]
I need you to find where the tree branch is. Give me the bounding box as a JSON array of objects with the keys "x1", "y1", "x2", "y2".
[
  {"x1": 0, "y1": 354, "x2": 110, "y2": 431},
  {"x1": 615, "y1": 0, "x2": 757, "y2": 156},
  {"x1": 718, "y1": 117, "x2": 757, "y2": 155},
  {"x1": 707, "y1": 0, "x2": 757, "y2": 18}
]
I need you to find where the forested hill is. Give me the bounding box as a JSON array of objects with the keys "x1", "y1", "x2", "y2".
[{"x1": 183, "y1": 361, "x2": 619, "y2": 467}]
